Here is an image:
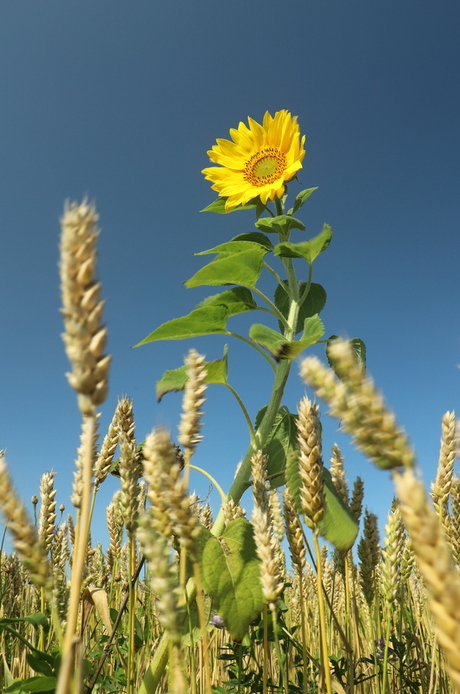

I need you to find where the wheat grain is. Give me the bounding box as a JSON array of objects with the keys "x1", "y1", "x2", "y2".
[
  {"x1": 60, "y1": 200, "x2": 110, "y2": 415},
  {"x1": 296, "y1": 397, "x2": 325, "y2": 528}
]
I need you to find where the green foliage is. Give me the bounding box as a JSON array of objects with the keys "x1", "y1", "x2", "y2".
[
  {"x1": 1, "y1": 631, "x2": 59, "y2": 694},
  {"x1": 198, "y1": 519, "x2": 265, "y2": 641},
  {"x1": 274, "y1": 223, "x2": 333, "y2": 263},
  {"x1": 285, "y1": 452, "x2": 359, "y2": 550},
  {"x1": 133, "y1": 306, "x2": 230, "y2": 346},
  {"x1": 254, "y1": 406, "x2": 298, "y2": 488},
  {"x1": 201, "y1": 198, "x2": 258, "y2": 213},
  {"x1": 230, "y1": 232, "x2": 274, "y2": 250},
  {"x1": 248, "y1": 314, "x2": 324, "y2": 360},
  {"x1": 327, "y1": 336, "x2": 367, "y2": 373},
  {"x1": 185, "y1": 246, "x2": 268, "y2": 288},
  {"x1": 255, "y1": 214, "x2": 306, "y2": 236},
  {"x1": 196, "y1": 287, "x2": 258, "y2": 315},
  {"x1": 5, "y1": 676, "x2": 57, "y2": 693},
  {"x1": 156, "y1": 345, "x2": 229, "y2": 401},
  {"x1": 195, "y1": 240, "x2": 267, "y2": 257},
  {"x1": 287, "y1": 187, "x2": 319, "y2": 215},
  {"x1": 274, "y1": 281, "x2": 327, "y2": 335}
]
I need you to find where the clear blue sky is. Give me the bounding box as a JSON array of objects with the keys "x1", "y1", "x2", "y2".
[{"x1": 1, "y1": 1, "x2": 459, "y2": 549}]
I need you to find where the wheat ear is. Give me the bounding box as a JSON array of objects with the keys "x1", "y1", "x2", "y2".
[
  {"x1": 395, "y1": 467, "x2": 460, "y2": 690},
  {"x1": 0, "y1": 452, "x2": 51, "y2": 592},
  {"x1": 301, "y1": 341, "x2": 415, "y2": 470}
]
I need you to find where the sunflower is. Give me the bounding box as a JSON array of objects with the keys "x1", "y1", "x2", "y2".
[{"x1": 202, "y1": 110, "x2": 306, "y2": 211}]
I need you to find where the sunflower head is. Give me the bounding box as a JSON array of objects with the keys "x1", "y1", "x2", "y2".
[{"x1": 202, "y1": 110, "x2": 306, "y2": 211}]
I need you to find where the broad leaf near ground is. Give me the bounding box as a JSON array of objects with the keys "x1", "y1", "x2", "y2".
[
  {"x1": 5, "y1": 676, "x2": 57, "y2": 693},
  {"x1": 156, "y1": 346, "x2": 229, "y2": 401},
  {"x1": 254, "y1": 406, "x2": 298, "y2": 488},
  {"x1": 285, "y1": 452, "x2": 358, "y2": 551},
  {"x1": 133, "y1": 306, "x2": 230, "y2": 346},
  {"x1": 198, "y1": 518, "x2": 265, "y2": 641}
]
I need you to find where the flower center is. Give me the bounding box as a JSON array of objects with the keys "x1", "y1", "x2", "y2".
[{"x1": 244, "y1": 148, "x2": 286, "y2": 187}]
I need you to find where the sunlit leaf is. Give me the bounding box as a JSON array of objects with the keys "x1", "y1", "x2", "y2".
[
  {"x1": 255, "y1": 215, "x2": 305, "y2": 235},
  {"x1": 287, "y1": 187, "x2": 318, "y2": 215},
  {"x1": 197, "y1": 287, "x2": 257, "y2": 316},
  {"x1": 300, "y1": 315, "x2": 325, "y2": 344},
  {"x1": 195, "y1": 240, "x2": 265, "y2": 256},
  {"x1": 156, "y1": 346, "x2": 229, "y2": 401},
  {"x1": 133, "y1": 306, "x2": 229, "y2": 347},
  {"x1": 198, "y1": 519, "x2": 265, "y2": 641},
  {"x1": 248, "y1": 324, "x2": 287, "y2": 359},
  {"x1": 249, "y1": 316, "x2": 324, "y2": 360},
  {"x1": 274, "y1": 224, "x2": 332, "y2": 262},
  {"x1": 185, "y1": 248, "x2": 267, "y2": 289},
  {"x1": 5, "y1": 676, "x2": 57, "y2": 693},
  {"x1": 231, "y1": 232, "x2": 274, "y2": 250},
  {"x1": 254, "y1": 406, "x2": 298, "y2": 488},
  {"x1": 201, "y1": 198, "x2": 258, "y2": 213},
  {"x1": 285, "y1": 453, "x2": 358, "y2": 550}
]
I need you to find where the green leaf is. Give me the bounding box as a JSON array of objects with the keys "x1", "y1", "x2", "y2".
[
  {"x1": 249, "y1": 316, "x2": 324, "y2": 360},
  {"x1": 195, "y1": 240, "x2": 265, "y2": 257},
  {"x1": 287, "y1": 187, "x2": 318, "y2": 215},
  {"x1": 231, "y1": 232, "x2": 274, "y2": 250},
  {"x1": 201, "y1": 197, "x2": 258, "y2": 214},
  {"x1": 326, "y1": 336, "x2": 367, "y2": 375},
  {"x1": 254, "y1": 406, "x2": 298, "y2": 488},
  {"x1": 248, "y1": 324, "x2": 288, "y2": 360},
  {"x1": 274, "y1": 224, "x2": 332, "y2": 263},
  {"x1": 274, "y1": 282, "x2": 327, "y2": 335},
  {"x1": 198, "y1": 518, "x2": 265, "y2": 641},
  {"x1": 185, "y1": 248, "x2": 267, "y2": 289},
  {"x1": 156, "y1": 346, "x2": 229, "y2": 401},
  {"x1": 255, "y1": 215, "x2": 305, "y2": 235},
  {"x1": 301, "y1": 315, "x2": 325, "y2": 344},
  {"x1": 197, "y1": 287, "x2": 258, "y2": 316},
  {"x1": 133, "y1": 306, "x2": 229, "y2": 347},
  {"x1": 285, "y1": 453, "x2": 358, "y2": 550},
  {"x1": 26, "y1": 651, "x2": 54, "y2": 677},
  {"x1": 5, "y1": 677, "x2": 57, "y2": 693},
  {"x1": 0, "y1": 614, "x2": 48, "y2": 629}
]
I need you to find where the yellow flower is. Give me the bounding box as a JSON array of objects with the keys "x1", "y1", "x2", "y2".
[{"x1": 202, "y1": 110, "x2": 306, "y2": 211}]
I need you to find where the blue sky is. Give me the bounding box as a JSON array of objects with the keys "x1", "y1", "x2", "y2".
[{"x1": 1, "y1": 0, "x2": 459, "y2": 550}]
